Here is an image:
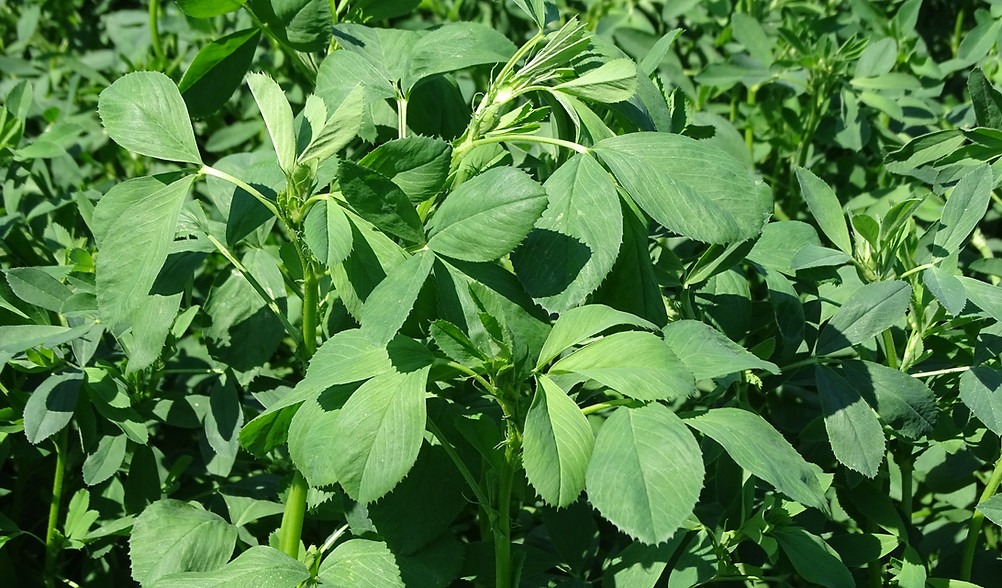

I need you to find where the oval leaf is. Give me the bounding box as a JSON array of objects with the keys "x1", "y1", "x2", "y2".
[
  {"x1": 586, "y1": 404, "x2": 703, "y2": 544},
  {"x1": 687, "y1": 408, "x2": 829, "y2": 513},
  {"x1": 817, "y1": 280, "x2": 911, "y2": 356},
  {"x1": 523, "y1": 375, "x2": 595, "y2": 507},
  {"x1": 98, "y1": 71, "x2": 202, "y2": 164},
  {"x1": 594, "y1": 133, "x2": 772, "y2": 244},
  {"x1": 23, "y1": 371, "x2": 82, "y2": 445},
  {"x1": 816, "y1": 366, "x2": 886, "y2": 478},
  {"x1": 427, "y1": 167, "x2": 548, "y2": 262}
]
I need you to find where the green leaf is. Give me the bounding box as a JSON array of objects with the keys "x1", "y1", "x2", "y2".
[
  {"x1": 923, "y1": 267, "x2": 967, "y2": 315},
  {"x1": 358, "y1": 136, "x2": 452, "y2": 203},
  {"x1": 772, "y1": 527, "x2": 854, "y2": 588},
  {"x1": 510, "y1": 0, "x2": 556, "y2": 29},
  {"x1": 352, "y1": 0, "x2": 420, "y2": 21},
  {"x1": 318, "y1": 539, "x2": 404, "y2": 587},
  {"x1": 969, "y1": 68, "x2": 1002, "y2": 129},
  {"x1": 838, "y1": 361, "x2": 936, "y2": 439},
  {"x1": 959, "y1": 276, "x2": 1002, "y2": 322},
  {"x1": 360, "y1": 249, "x2": 434, "y2": 345},
  {"x1": 687, "y1": 408, "x2": 828, "y2": 513},
  {"x1": 403, "y1": 23, "x2": 516, "y2": 93},
  {"x1": 329, "y1": 367, "x2": 430, "y2": 503},
  {"x1": 537, "y1": 304, "x2": 658, "y2": 369},
  {"x1": 549, "y1": 331, "x2": 694, "y2": 401},
  {"x1": 977, "y1": 494, "x2": 1002, "y2": 527},
  {"x1": 0, "y1": 323, "x2": 97, "y2": 355},
  {"x1": 82, "y1": 433, "x2": 128, "y2": 486},
  {"x1": 340, "y1": 161, "x2": 424, "y2": 243},
  {"x1": 23, "y1": 371, "x2": 82, "y2": 445},
  {"x1": 304, "y1": 200, "x2": 353, "y2": 267},
  {"x1": 130, "y1": 499, "x2": 237, "y2": 586},
  {"x1": 511, "y1": 154, "x2": 623, "y2": 313},
  {"x1": 586, "y1": 404, "x2": 703, "y2": 544},
  {"x1": 331, "y1": 24, "x2": 419, "y2": 85},
  {"x1": 176, "y1": 0, "x2": 243, "y2": 18},
  {"x1": 554, "y1": 58, "x2": 638, "y2": 103},
  {"x1": 94, "y1": 174, "x2": 195, "y2": 332},
  {"x1": 151, "y1": 546, "x2": 311, "y2": 588},
  {"x1": 298, "y1": 86, "x2": 364, "y2": 164},
  {"x1": 247, "y1": 0, "x2": 331, "y2": 52},
  {"x1": 816, "y1": 280, "x2": 911, "y2": 356},
  {"x1": 5, "y1": 267, "x2": 72, "y2": 312},
  {"x1": 794, "y1": 167, "x2": 852, "y2": 255},
  {"x1": 427, "y1": 167, "x2": 548, "y2": 262},
  {"x1": 933, "y1": 164, "x2": 994, "y2": 257},
  {"x1": 816, "y1": 366, "x2": 886, "y2": 478},
  {"x1": 663, "y1": 320, "x2": 779, "y2": 381},
  {"x1": 960, "y1": 367, "x2": 1002, "y2": 436},
  {"x1": 179, "y1": 28, "x2": 261, "y2": 119},
  {"x1": 594, "y1": 133, "x2": 771, "y2": 244},
  {"x1": 523, "y1": 375, "x2": 595, "y2": 507},
  {"x1": 98, "y1": 71, "x2": 202, "y2": 164},
  {"x1": 246, "y1": 72, "x2": 296, "y2": 174},
  {"x1": 201, "y1": 381, "x2": 243, "y2": 477}
]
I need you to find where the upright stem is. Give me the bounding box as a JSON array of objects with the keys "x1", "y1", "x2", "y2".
[
  {"x1": 961, "y1": 451, "x2": 1002, "y2": 580},
  {"x1": 494, "y1": 439, "x2": 518, "y2": 588},
  {"x1": 278, "y1": 471, "x2": 309, "y2": 559},
  {"x1": 148, "y1": 0, "x2": 166, "y2": 65},
  {"x1": 300, "y1": 255, "x2": 319, "y2": 360},
  {"x1": 397, "y1": 96, "x2": 408, "y2": 140},
  {"x1": 44, "y1": 428, "x2": 68, "y2": 588}
]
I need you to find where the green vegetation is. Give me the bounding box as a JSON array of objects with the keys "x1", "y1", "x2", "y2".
[{"x1": 2, "y1": 0, "x2": 1002, "y2": 586}]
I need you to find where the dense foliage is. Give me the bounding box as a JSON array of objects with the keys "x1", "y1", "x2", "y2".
[{"x1": 2, "y1": 0, "x2": 1002, "y2": 586}]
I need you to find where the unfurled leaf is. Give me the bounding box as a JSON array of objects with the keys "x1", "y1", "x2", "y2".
[
  {"x1": 839, "y1": 361, "x2": 936, "y2": 439},
  {"x1": 523, "y1": 375, "x2": 594, "y2": 507},
  {"x1": 304, "y1": 200, "x2": 353, "y2": 267},
  {"x1": 341, "y1": 161, "x2": 424, "y2": 243},
  {"x1": 99, "y1": 71, "x2": 202, "y2": 164},
  {"x1": 150, "y1": 546, "x2": 311, "y2": 588},
  {"x1": 427, "y1": 167, "x2": 548, "y2": 261},
  {"x1": 687, "y1": 408, "x2": 828, "y2": 513},
  {"x1": 360, "y1": 250, "x2": 434, "y2": 345},
  {"x1": 816, "y1": 366, "x2": 886, "y2": 478},
  {"x1": 969, "y1": 68, "x2": 1002, "y2": 129},
  {"x1": 977, "y1": 494, "x2": 1002, "y2": 527},
  {"x1": 130, "y1": 499, "x2": 236, "y2": 586},
  {"x1": 586, "y1": 404, "x2": 703, "y2": 544},
  {"x1": 663, "y1": 320, "x2": 779, "y2": 381},
  {"x1": 176, "y1": 0, "x2": 243, "y2": 18},
  {"x1": 933, "y1": 164, "x2": 993, "y2": 257},
  {"x1": 549, "y1": 331, "x2": 694, "y2": 400},
  {"x1": 816, "y1": 280, "x2": 910, "y2": 356},
  {"x1": 82, "y1": 434, "x2": 127, "y2": 486},
  {"x1": 23, "y1": 371, "x2": 82, "y2": 445},
  {"x1": 772, "y1": 527, "x2": 854, "y2": 588},
  {"x1": 246, "y1": 72, "x2": 296, "y2": 174},
  {"x1": 594, "y1": 133, "x2": 772, "y2": 244},
  {"x1": 960, "y1": 367, "x2": 1002, "y2": 436},
  {"x1": 94, "y1": 174, "x2": 195, "y2": 332},
  {"x1": 794, "y1": 167, "x2": 852, "y2": 255},
  {"x1": 179, "y1": 28, "x2": 261, "y2": 118},
  {"x1": 358, "y1": 136, "x2": 451, "y2": 203},
  {"x1": 298, "y1": 86, "x2": 364, "y2": 164},
  {"x1": 537, "y1": 304, "x2": 658, "y2": 369},
  {"x1": 5, "y1": 267, "x2": 72, "y2": 313},
  {"x1": 923, "y1": 267, "x2": 967, "y2": 315},
  {"x1": 329, "y1": 367, "x2": 430, "y2": 502},
  {"x1": 403, "y1": 23, "x2": 516, "y2": 93},
  {"x1": 512, "y1": 154, "x2": 623, "y2": 313},
  {"x1": 318, "y1": 539, "x2": 404, "y2": 587},
  {"x1": 247, "y1": 0, "x2": 331, "y2": 52}
]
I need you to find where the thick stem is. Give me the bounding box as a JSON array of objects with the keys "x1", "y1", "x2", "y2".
[
  {"x1": 881, "y1": 330, "x2": 899, "y2": 370},
  {"x1": 278, "y1": 471, "x2": 309, "y2": 559},
  {"x1": 201, "y1": 165, "x2": 282, "y2": 220},
  {"x1": 397, "y1": 96, "x2": 408, "y2": 140},
  {"x1": 494, "y1": 441, "x2": 517, "y2": 588},
  {"x1": 44, "y1": 428, "x2": 68, "y2": 588},
  {"x1": 300, "y1": 255, "x2": 319, "y2": 361},
  {"x1": 961, "y1": 452, "x2": 1002, "y2": 580}
]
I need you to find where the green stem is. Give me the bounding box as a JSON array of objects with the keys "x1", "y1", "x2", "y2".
[
  {"x1": 468, "y1": 134, "x2": 590, "y2": 155},
  {"x1": 898, "y1": 444, "x2": 913, "y2": 522},
  {"x1": 44, "y1": 428, "x2": 68, "y2": 588},
  {"x1": 299, "y1": 249, "x2": 319, "y2": 361},
  {"x1": 148, "y1": 0, "x2": 166, "y2": 65},
  {"x1": 897, "y1": 262, "x2": 935, "y2": 280},
  {"x1": 881, "y1": 330, "x2": 899, "y2": 370},
  {"x1": 961, "y1": 451, "x2": 1002, "y2": 580},
  {"x1": 204, "y1": 233, "x2": 302, "y2": 344},
  {"x1": 278, "y1": 471, "x2": 308, "y2": 559},
  {"x1": 427, "y1": 417, "x2": 493, "y2": 510},
  {"x1": 397, "y1": 95, "x2": 408, "y2": 140},
  {"x1": 494, "y1": 435, "x2": 518, "y2": 588},
  {"x1": 200, "y1": 166, "x2": 282, "y2": 220},
  {"x1": 909, "y1": 365, "x2": 970, "y2": 379},
  {"x1": 445, "y1": 361, "x2": 500, "y2": 396},
  {"x1": 581, "y1": 398, "x2": 636, "y2": 416}
]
